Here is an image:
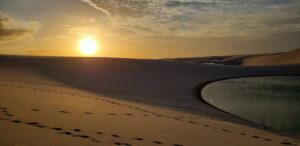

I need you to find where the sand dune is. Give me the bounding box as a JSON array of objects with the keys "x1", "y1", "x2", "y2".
[
  {"x1": 243, "y1": 48, "x2": 300, "y2": 66},
  {"x1": 0, "y1": 55, "x2": 300, "y2": 146},
  {"x1": 166, "y1": 48, "x2": 300, "y2": 66}
]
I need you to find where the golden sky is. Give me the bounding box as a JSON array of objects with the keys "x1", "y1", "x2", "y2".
[{"x1": 0, "y1": 0, "x2": 300, "y2": 58}]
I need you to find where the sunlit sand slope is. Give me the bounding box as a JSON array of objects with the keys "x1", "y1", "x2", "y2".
[
  {"x1": 243, "y1": 48, "x2": 300, "y2": 66},
  {"x1": 0, "y1": 56, "x2": 299, "y2": 146}
]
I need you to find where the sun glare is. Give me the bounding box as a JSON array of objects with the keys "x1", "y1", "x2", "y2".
[{"x1": 79, "y1": 37, "x2": 99, "y2": 56}]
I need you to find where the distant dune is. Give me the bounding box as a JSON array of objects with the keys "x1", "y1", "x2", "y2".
[
  {"x1": 243, "y1": 48, "x2": 300, "y2": 66},
  {"x1": 166, "y1": 48, "x2": 300, "y2": 66}
]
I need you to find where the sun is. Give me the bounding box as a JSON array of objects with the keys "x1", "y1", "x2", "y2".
[{"x1": 78, "y1": 37, "x2": 99, "y2": 56}]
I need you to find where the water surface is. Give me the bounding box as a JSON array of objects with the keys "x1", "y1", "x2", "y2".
[{"x1": 202, "y1": 76, "x2": 300, "y2": 135}]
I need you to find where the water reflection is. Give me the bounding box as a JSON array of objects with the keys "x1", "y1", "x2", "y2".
[{"x1": 202, "y1": 76, "x2": 300, "y2": 135}]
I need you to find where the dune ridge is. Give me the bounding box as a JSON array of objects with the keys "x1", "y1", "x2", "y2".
[
  {"x1": 243, "y1": 48, "x2": 300, "y2": 66},
  {"x1": 165, "y1": 48, "x2": 300, "y2": 66}
]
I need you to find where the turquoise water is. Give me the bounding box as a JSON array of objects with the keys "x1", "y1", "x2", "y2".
[{"x1": 202, "y1": 76, "x2": 300, "y2": 135}]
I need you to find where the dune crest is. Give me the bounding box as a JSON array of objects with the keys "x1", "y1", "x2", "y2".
[{"x1": 243, "y1": 48, "x2": 300, "y2": 66}]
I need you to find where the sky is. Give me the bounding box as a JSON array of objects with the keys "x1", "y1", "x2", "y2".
[{"x1": 0, "y1": 0, "x2": 300, "y2": 58}]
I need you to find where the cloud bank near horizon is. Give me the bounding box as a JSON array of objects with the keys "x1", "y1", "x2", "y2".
[{"x1": 0, "y1": 14, "x2": 40, "y2": 42}]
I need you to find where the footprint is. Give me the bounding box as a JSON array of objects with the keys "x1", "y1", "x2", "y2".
[
  {"x1": 156, "y1": 114, "x2": 164, "y2": 117},
  {"x1": 114, "y1": 141, "x2": 131, "y2": 146},
  {"x1": 173, "y1": 144, "x2": 183, "y2": 146},
  {"x1": 26, "y1": 122, "x2": 39, "y2": 125},
  {"x1": 76, "y1": 135, "x2": 89, "y2": 138},
  {"x1": 31, "y1": 109, "x2": 40, "y2": 111},
  {"x1": 280, "y1": 142, "x2": 293, "y2": 145},
  {"x1": 132, "y1": 138, "x2": 143, "y2": 141},
  {"x1": 5, "y1": 113, "x2": 13, "y2": 117},
  {"x1": 95, "y1": 132, "x2": 103, "y2": 135},
  {"x1": 108, "y1": 113, "x2": 116, "y2": 116},
  {"x1": 125, "y1": 113, "x2": 133, "y2": 116},
  {"x1": 111, "y1": 134, "x2": 121, "y2": 138},
  {"x1": 221, "y1": 129, "x2": 230, "y2": 133},
  {"x1": 252, "y1": 136, "x2": 260, "y2": 139},
  {"x1": 153, "y1": 141, "x2": 163, "y2": 144},
  {"x1": 59, "y1": 111, "x2": 69, "y2": 114},
  {"x1": 52, "y1": 127, "x2": 63, "y2": 131},
  {"x1": 239, "y1": 133, "x2": 246, "y2": 136},
  {"x1": 189, "y1": 121, "x2": 198, "y2": 125},
  {"x1": 85, "y1": 112, "x2": 93, "y2": 115},
  {"x1": 62, "y1": 132, "x2": 72, "y2": 135},
  {"x1": 12, "y1": 120, "x2": 22, "y2": 123},
  {"x1": 37, "y1": 125, "x2": 47, "y2": 128},
  {"x1": 90, "y1": 138, "x2": 101, "y2": 143},
  {"x1": 73, "y1": 129, "x2": 81, "y2": 132},
  {"x1": 264, "y1": 138, "x2": 272, "y2": 141}
]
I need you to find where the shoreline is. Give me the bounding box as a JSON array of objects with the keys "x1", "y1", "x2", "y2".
[{"x1": 195, "y1": 74, "x2": 300, "y2": 139}]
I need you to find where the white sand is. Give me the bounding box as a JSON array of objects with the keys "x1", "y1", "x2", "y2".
[{"x1": 0, "y1": 56, "x2": 300, "y2": 146}]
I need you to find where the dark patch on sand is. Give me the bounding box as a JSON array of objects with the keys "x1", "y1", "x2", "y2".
[
  {"x1": 52, "y1": 127, "x2": 63, "y2": 131},
  {"x1": 153, "y1": 141, "x2": 163, "y2": 144},
  {"x1": 59, "y1": 111, "x2": 69, "y2": 114},
  {"x1": 31, "y1": 109, "x2": 40, "y2": 111},
  {"x1": 73, "y1": 129, "x2": 81, "y2": 132},
  {"x1": 12, "y1": 120, "x2": 21, "y2": 123},
  {"x1": 132, "y1": 137, "x2": 143, "y2": 141}
]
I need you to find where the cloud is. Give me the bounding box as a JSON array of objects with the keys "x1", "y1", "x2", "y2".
[
  {"x1": 0, "y1": 14, "x2": 40, "y2": 42},
  {"x1": 82, "y1": 0, "x2": 300, "y2": 38},
  {"x1": 165, "y1": 0, "x2": 216, "y2": 9},
  {"x1": 84, "y1": 0, "x2": 153, "y2": 17}
]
